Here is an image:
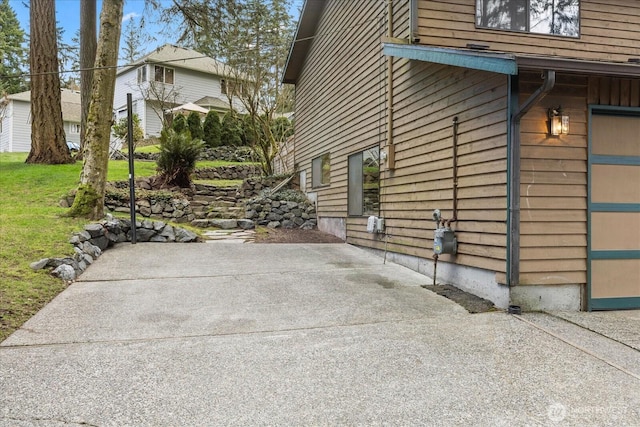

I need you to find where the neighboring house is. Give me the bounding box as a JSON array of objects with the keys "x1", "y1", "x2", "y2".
[
  {"x1": 114, "y1": 44, "x2": 244, "y2": 138},
  {"x1": 0, "y1": 89, "x2": 81, "y2": 152},
  {"x1": 283, "y1": 0, "x2": 640, "y2": 311}
]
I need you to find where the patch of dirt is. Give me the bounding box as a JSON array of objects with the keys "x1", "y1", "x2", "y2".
[
  {"x1": 422, "y1": 285, "x2": 496, "y2": 314},
  {"x1": 254, "y1": 228, "x2": 345, "y2": 244}
]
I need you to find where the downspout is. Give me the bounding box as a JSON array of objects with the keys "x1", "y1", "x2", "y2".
[{"x1": 508, "y1": 69, "x2": 556, "y2": 287}]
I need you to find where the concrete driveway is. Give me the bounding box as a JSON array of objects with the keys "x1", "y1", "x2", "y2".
[{"x1": 1, "y1": 242, "x2": 639, "y2": 426}]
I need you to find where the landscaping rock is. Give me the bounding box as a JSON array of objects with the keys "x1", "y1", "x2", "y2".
[
  {"x1": 211, "y1": 219, "x2": 238, "y2": 229},
  {"x1": 237, "y1": 219, "x2": 255, "y2": 230},
  {"x1": 84, "y1": 223, "x2": 104, "y2": 238},
  {"x1": 30, "y1": 259, "x2": 49, "y2": 271},
  {"x1": 175, "y1": 228, "x2": 198, "y2": 242},
  {"x1": 191, "y1": 219, "x2": 210, "y2": 228},
  {"x1": 52, "y1": 264, "x2": 76, "y2": 281}
]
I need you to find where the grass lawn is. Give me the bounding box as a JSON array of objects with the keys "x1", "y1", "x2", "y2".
[{"x1": 0, "y1": 152, "x2": 244, "y2": 342}]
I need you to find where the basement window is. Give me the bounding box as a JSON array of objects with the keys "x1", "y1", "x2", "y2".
[
  {"x1": 476, "y1": 0, "x2": 580, "y2": 37},
  {"x1": 312, "y1": 153, "x2": 330, "y2": 188},
  {"x1": 348, "y1": 147, "x2": 380, "y2": 216}
]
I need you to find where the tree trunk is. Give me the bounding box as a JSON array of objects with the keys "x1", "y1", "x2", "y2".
[
  {"x1": 26, "y1": 0, "x2": 73, "y2": 164},
  {"x1": 80, "y1": 0, "x2": 97, "y2": 156},
  {"x1": 67, "y1": 0, "x2": 124, "y2": 220}
]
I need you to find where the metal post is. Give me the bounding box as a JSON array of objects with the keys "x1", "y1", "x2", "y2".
[{"x1": 127, "y1": 93, "x2": 137, "y2": 244}]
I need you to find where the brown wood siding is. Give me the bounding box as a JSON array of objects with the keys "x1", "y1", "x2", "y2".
[
  {"x1": 418, "y1": 0, "x2": 640, "y2": 63},
  {"x1": 294, "y1": 0, "x2": 388, "y2": 216},
  {"x1": 348, "y1": 63, "x2": 509, "y2": 276},
  {"x1": 513, "y1": 74, "x2": 640, "y2": 286},
  {"x1": 516, "y1": 72, "x2": 589, "y2": 286}
]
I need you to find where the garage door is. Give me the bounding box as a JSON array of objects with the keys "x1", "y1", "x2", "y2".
[{"x1": 589, "y1": 109, "x2": 640, "y2": 310}]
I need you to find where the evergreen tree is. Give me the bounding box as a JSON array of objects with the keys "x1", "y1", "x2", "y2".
[
  {"x1": 172, "y1": 114, "x2": 187, "y2": 134},
  {"x1": 26, "y1": 0, "x2": 72, "y2": 164},
  {"x1": 120, "y1": 16, "x2": 153, "y2": 63},
  {"x1": 0, "y1": 0, "x2": 28, "y2": 94},
  {"x1": 187, "y1": 111, "x2": 204, "y2": 140},
  {"x1": 203, "y1": 110, "x2": 222, "y2": 148},
  {"x1": 221, "y1": 112, "x2": 242, "y2": 146}
]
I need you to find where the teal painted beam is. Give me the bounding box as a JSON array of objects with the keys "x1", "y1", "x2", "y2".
[
  {"x1": 383, "y1": 44, "x2": 518, "y2": 75},
  {"x1": 590, "y1": 297, "x2": 640, "y2": 310},
  {"x1": 591, "y1": 154, "x2": 640, "y2": 166},
  {"x1": 590, "y1": 203, "x2": 640, "y2": 212},
  {"x1": 591, "y1": 250, "x2": 640, "y2": 260}
]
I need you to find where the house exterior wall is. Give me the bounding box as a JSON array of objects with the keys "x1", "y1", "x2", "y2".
[
  {"x1": 294, "y1": 0, "x2": 510, "y2": 286},
  {"x1": 64, "y1": 121, "x2": 81, "y2": 145},
  {"x1": 115, "y1": 64, "x2": 243, "y2": 138},
  {"x1": 4, "y1": 100, "x2": 31, "y2": 152},
  {"x1": 0, "y1": 103, "x2": 12, "y2": 152},
  {"x1": 294, "y1": 0, "x2": 387, "y2": 218},
  {"x1": 354, "y1": 64, "x2": 509, "y2": 277},
  {"x1": 511, "y1": 73, "x2": 640, "y2": 306},
  {"x1": 418, "y1": 0, "x2": 640, "y2": 63}
]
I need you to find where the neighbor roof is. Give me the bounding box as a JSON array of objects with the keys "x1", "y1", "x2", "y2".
[
  {"x1": 194, "y1": 96, "x2": 230, "y2": 111},
  {"x1": 119, "y1": 44, "x2": 236, "y2": 78},
  {"x1": 7, "y1": 88, "x2": 81, "y2": 122}
]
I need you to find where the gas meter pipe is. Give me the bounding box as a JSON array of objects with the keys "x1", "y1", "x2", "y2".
[{"x1": 449, "y1": 116, "x2": 459, "y2": 226}]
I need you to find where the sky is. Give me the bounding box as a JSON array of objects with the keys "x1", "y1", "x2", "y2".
[{"x1": 10, "y1": 0, "x2": 304, "y2": 60}]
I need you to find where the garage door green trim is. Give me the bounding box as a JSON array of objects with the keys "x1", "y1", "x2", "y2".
[
  {"x1": 588, "y1": 106, "x2": 640, "y2": 311},
  {"x1": 590, "y1": 297, "x2": 640, "y2": 311}
]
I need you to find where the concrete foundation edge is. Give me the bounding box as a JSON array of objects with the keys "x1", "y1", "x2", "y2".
[
  {"x1": 317, "y1": 217, "x2": 347, "y2": 241},
  {"x1": 314, "y1": 217, "x2": 582, "y2": 311}
]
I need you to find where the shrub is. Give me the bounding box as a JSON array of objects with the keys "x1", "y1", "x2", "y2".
[
  {"x1": 172, "y1": 114, "x2": 187, "y2": 134},
  {"x1": 187, "y1": 111, "x2": 204, "y2": 140},
  {"x1": 203, "y1": 111, "x2": 222, "y2": 148},
  {"x1": 156, "y1": 129, "x2": 203, "y2": 188},
  {"x1": 221, "y1": 111, "x2": 243, "y2": 146},
  {"x1": 111, "y1": 114, "x2": 144, "y2": 149}
]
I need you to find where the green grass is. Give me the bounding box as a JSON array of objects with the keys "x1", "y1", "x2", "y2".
[
  {"x1": 0, "y1": 153, "x2": 158, "y2": 342},
  {"x1": 0, "y1": 152, "x2": 259, "y2": 341},
  {"x1": 134, "y1": 144, "x2": 160, "y2": 154},
  {"x1": 194, "y1": 179, "x2": 243, "y2": 187}
]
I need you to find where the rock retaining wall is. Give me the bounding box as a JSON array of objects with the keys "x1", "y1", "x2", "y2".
[
  {"x1": 194, "y1": 164, "x2": 261, "y2": 181},
  {"x1": 30, "y1": 216, "x2": 199, "y2": 282},
  {"x1": 133, "y1": 146, "x2": 258, "y2": 163},
  {"x1": 245, "y1": 194, "x2": 317, "y2": 229}
]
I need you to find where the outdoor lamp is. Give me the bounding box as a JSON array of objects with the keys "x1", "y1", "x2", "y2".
[{"x1": 548, "y1": 107, "x2": 569, "y2": 136}]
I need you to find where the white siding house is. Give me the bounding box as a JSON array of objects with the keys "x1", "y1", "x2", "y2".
[
  {"x1": 0, "y1": 89, "x2": 81, "y2": 153},
  {"x1": 114, "y1": 44, "x2": 244, "y2": 138}
]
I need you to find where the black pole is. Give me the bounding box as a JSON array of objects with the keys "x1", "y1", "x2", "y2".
[{"x1": 127, "y1": 93, "x2": 137, "y2": 244}]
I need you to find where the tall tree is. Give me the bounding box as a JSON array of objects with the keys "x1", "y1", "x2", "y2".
[
  {"x1": 68, "y1": 0, "x2": 124, "y2": 219},
  {"x1": 163, "y1": 0, "x2": 295, "y2": 175},
  {"x1": 80, "y1": 0, "x2": 97, "y2": 153},
  {"x1": 0, "y1": 0, "x2": 28, "y2": 94},
  {"x1": 26, "y1": 0, "x2": 72, "y2": 164},
  {"x1": 120, "y1": 16, "x2": 153, "y2": 63}
]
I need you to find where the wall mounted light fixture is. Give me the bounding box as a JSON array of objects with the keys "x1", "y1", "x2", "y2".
[{"x1": 548, "y1": 107, "x2": 569, "y2": 136}]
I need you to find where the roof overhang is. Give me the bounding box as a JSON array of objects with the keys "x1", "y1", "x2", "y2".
[
  {"x1": 383, "y1": 43, "x2": 518, "y2": 75},
  {"x1": 384, "y1": 43, "x2": 640, "y2": 78},
  {"x1": 282, "y1": 0, "x2": 325, "y2": 84}
]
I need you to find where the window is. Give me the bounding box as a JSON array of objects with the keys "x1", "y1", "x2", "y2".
[
  {"x1": 153, "y1": 65, "x2": 174, "y2": 84},
  {"x1": 348, "y1": 147, "x2": 380, "y2": 216},
  {"x1": 137, "y1": 65, "x2": 147, "y2": 83},
  {"x1": 476, "y1": 0, "x2": 579, "y2": 37},
  {"x1": 221, "y1": 79, "x2": 245, "y2": 97},
  {"x1": 312, "y1": 153, "x2": 330, "y2": 187},
  {"x1": 70, "y1": 123, "x2": 81, "y2": 134}
]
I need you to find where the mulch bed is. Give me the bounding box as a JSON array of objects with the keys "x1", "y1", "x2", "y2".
[{"x1": 254, "y1": 228, "x2": 345, "y2": 244}]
